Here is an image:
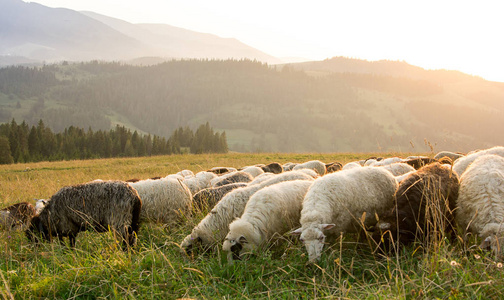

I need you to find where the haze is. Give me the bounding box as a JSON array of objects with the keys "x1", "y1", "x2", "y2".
[{"x1": 25, "y1": 0, "x2": 504, "y2": 82}]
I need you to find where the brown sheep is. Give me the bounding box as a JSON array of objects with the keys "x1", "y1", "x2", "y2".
[
  {"x1": 372, "y1": 163, "x2": 459, "y2": 252},
  {"x1": 260, "y1": 162, "x2": 283, "y2": 174}
]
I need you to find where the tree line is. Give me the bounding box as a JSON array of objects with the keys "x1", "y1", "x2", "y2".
[{"x1": 0, "y1": 120, "x2": 227, "y2": 164}]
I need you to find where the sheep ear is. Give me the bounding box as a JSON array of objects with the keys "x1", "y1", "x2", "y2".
[
  {"x1": 321, "y1": 224, "x2": 335, "y2": 231},
  {"x1": 238, "y1": 235, "x2": 248, "y2": 244},
  {"x1": 290, "y1": 228, "x2": 303, "y2": 235}
]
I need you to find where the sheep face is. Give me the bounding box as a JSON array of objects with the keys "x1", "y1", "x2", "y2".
[
  {"x1": 181, "y1": 234, "x2": 210, "y2": 257},
  {"x1": 223, "y1": 235, "x2": 248, "y2": 263},
  {"x1": 292, "y1": 224, "x2": 335, "y2": 263}
]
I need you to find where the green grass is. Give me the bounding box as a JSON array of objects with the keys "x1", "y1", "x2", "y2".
[{"x1": 1, "y1": 153, "x2": 503, "y2": 299}]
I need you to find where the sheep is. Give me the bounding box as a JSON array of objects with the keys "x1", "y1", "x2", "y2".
[
  {"x1": 370, "y1": 157, "x2": 403, "y2": 166},
  {"x1": 403, "y1": 157, "x2": 440, "y2": 169},
  {"x1": 180, "y1": 170, "x2": 315, "y2": 255},
  {"x1": 260, "y1": 162, "x2": 283, "y2": 174},
  {"x1": 372, "y1": 163, "x2": 459, "y2": 252},
  {"x1": 249, "y1": 173, "x2": 276, "y2": 185},
  {"x1": 325, "y1": 162, "x2": 343, "y2": 173},
  {"x1": 453, "y1": 146, "x2": 504, "y2": 177},
  {"x1": 0, "y1": 202, "x2": 36, "y2": 230},
  {"x1": 177, "y1": 170, "x2": 195, "y2": 177},
  {"x1": 364, "y1": 159, "x2": 377, "y2": 166},
  {"x1": 211, "y1": 171, "x2": 254, "y2": 187},
  {"x1": 295, "y1": 168, "x2": 319, "y2": 178},
  {"x1": 282, "y1": 162, "x2": 297, "y2": 172},
  {"x1": 182, "y1": 171, "x2": 218, "y2": 195},
  {"x1": 223, "y1": 180, "x2": 314, "y2": 262},
  {"x1": 291, "y1": 166, "x2": 398, "y2": 263},
  {"x1": 293, "y1": 160, "x2": 326, "y2": 176},
  {"x1": 240, "y1": 166, "x2": 265, "y2": 178},
  {"x1": 342, "y1": 161, "x2": 362, "y2": 170},
  {"x1": 129, "y1": 178, "x2": 192, "y2": 225},
  {"x1": 434, "y1": 151, "x2": 464, "y2": 162},
  {"x1": 192, "y1": 182, "x2": 249, "y2": 211},
  {"x1": 26, "y1": 180, "x2": 142, "y2": 249},
  {"x1": 378, "y1": 162, "x2": 416, "y2": 176},
  {"x1": 455, "y1": 154, "x2": 504, "y2": 258},
  {"x1": 164, "y1": 174, "x2": 184, "y2": 181},
  {"x1": 207, "y1": 167, "x2": 237, "y2": 175}
]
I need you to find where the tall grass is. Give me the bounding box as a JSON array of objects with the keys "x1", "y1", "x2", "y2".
[{"x1": 0, "y1": 153, "x2": 503, "y2": 298}]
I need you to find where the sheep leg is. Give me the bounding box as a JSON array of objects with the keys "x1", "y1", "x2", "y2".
[{"x1": 69, "y1": 234, "x2": 77, "y2": 248}]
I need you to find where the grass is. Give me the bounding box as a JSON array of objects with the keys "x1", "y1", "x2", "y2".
[{"x1": 1, "y1": 152, "x2": 503, "y2": 299}]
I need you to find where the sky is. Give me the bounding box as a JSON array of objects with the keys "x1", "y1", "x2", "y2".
[{"x1": 28, "y1": 0, "x2": 504, "y2": 82}]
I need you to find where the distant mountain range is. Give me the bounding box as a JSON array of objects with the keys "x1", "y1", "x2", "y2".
[{"x1": 0, "y1": 0, "x2": 282, "y2": 65}]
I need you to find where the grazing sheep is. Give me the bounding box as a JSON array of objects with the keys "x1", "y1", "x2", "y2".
[
  {"x1": 453, "y1": 146, "x2": 504, "y2": 177},
  {"x1": 342, "y1": 162, "x2": 362, "y2": 170},
  {"x1": 192, "y1": 182, "x2": 249, "y2": 211},
  {"x1": 223, "y1": 180, "x2": 314, "y2": 262},
  {"x1": 207, "y1": 167, "x2": 237, "y2": 175},
  {"x1": 372, "y1": 163, "x2": 459, "y2": 251},
  {"x1": 434, "y1": 151, "x2": 464, "y2": 162},
  {"x1": 0, "y1": 202, "x2": 36, "y2": 230},
  {"x1": 164, "y1": 174, "x2": 184, "y2": 181},
  {"x1": 379, "y1": 163, "x2": 416, "y2": 176},
  {"x1": 291, "y1": 167, "x2": 398, "y2": 262},
  {"x1": 181, "y1": 171, "x2": 315, "y2": 255},
  {"x1": 240, "y1": 166, "x2": 265, "y2": 178},
  {"x1": 282, "y1": 162, "x2": 298, "y2": 172},
  {"x1": 249, "y1": 173, "x2": 276, "y2": 185},
  {"x1": 326, "y1": 162, "x2": 343, "y2": 173},
  {"x1": 129, "y1": 178, "x2": 192, "y2": 225},
  {"x1": 295, "y1": 168, "x2": 319, "y2": 178},
  {"x1": 455, "y1": 154, "x2": 504, "y2": 257},
  {"x1": 26, "y1": 181, "x2": 142, "y2": 249},
  {"x1": 177, "y1": 170, "x2": 195, "y2": 177},
  {"x1": 293, "y1": 160, "x2": 326, "y2": 176},
  {"x1": 183, "y1": 171, "x2": 218, "y2": 195},
  {"x1": 260, "y1": 162, "x2": 283, "y2": 174},
  {"x1": 370, "y1": 157, "x2": 403, "y2": 166},
  {"x1": 211, "y1": 171, "x2": 254, "y2": 187},
  {"x1": 364, "y1": 159, "x2": 377, "y2": 166}
]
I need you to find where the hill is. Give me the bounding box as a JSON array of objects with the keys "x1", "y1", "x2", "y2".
[
  {"x1": 0, "y1": 0, "x2": 281, "y2": 65},
  {"x1": 1, "y1": 58, "x2": 503, "y2": 153}
]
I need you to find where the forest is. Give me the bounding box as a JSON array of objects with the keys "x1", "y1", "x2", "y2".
[
  {"x1": 0, "y1": 59, "x2": 503, "y2": 153},
  {"x1": 0, "y1": 119, "x2": 227, "y2": 164}
]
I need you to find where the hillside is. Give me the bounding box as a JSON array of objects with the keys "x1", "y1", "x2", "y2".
[
  {"x1": 1, "y1": 59, "x2": 503, "y2": 153},
  {"x1": 0, "y1": 0, "x2": 281, "y2": 65}
]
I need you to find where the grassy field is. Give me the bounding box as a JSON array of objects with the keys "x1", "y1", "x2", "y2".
[{"x1": 0, "y1": 152, "x2": 503, "y2": 299}]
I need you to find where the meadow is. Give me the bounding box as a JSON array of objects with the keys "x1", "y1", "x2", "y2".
[{"x1": 0, "y1": 152, "x2": 503, "y2": 299}]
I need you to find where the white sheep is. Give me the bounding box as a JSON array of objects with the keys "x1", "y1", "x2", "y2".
[
  {"x1": 291, "y1": 166, "x2": 398, "y2": 262},
  {"x1": 240, "y1": 166, "x2": 265, "y2": 178},
  {"x1": 456, "y1": 154, "x2": 504, "y2": 257},
  {"x1": 177, "y1": 169, "x2": 195, "y2": 177},
  {"x1": 453, "y1": 146, "x2": 504, "y2": 177},
  {"x1": 292, "y1": 160, "x2": 326, "y2": 176},
  {"x1": 294, "y1": 168, "x2": 319, "y2": 178},
  {"x1": 249, "y1": 173, "x2": 276, "y2": 185},
  {"x1": 434, "y1": 151, "x2": 464, "y2": 161},
  {"x1": 211, "y1": 171, "x2": 254, "y2": 187},
  {"x1": 282, "y1": 162, "x2": 297, "y2": 172},
  {"x1": 182, "y1": 171, "x2": 218, "y2": 195},
  {"x1": 180, "y1": 170, "x2": 315, "y2": 254},
  {"x1": 129, "y1": 178, "x2": 192, "y2": 225},
  {"x1": 342, "y1": 161, "x2": 362, "y2": 170},
  {"x1": 223, "y1": 180, "x2": 314, "y2": 262},
  {"x1": 369, "y1": 157, "x2": 403, "y2": 166},
  {"x1": 378, "y1": 162, "x2": 416, "y2": 176}
]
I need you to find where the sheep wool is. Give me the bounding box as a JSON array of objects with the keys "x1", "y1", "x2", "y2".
[
  {"x1": 456, "y1": 154, "x2": 504, "y2": 258},
  {"x1": 292, "y1": 166, "x2": 398, "y2": 262},
  {"x1": 183, "y1": 171, "x2": 218, "y2": 195},
  {"x1": 26, "y1": 180, "x2": 142, "y2": 249},
  {"x1": 129, "y1": 178, "x2": 192, "y2": 225},
  {"x1": 192, "y1": 182, "x2": 249, "y2": 211},
  {"x1": 378, "y1": 163, "x2": 416, "y2": 176},
  {"x1": 223, "y1": 180, "x2": 313, "y2": 262},
  {"x1": 211, "y1": 171, "x2": 254, "y2": 187}
]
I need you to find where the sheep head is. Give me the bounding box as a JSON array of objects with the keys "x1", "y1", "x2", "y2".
[{"x1": 291, "y1": 224, "x2": 335, "y2": 263}]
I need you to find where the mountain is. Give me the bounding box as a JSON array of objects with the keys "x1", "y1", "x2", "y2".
[
  {"x1": 1, "y1": 59, "x2": 504, "y2": 153},
  {"x1": 0, "y1": 0, "x2": 281, "y2": 64}
]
